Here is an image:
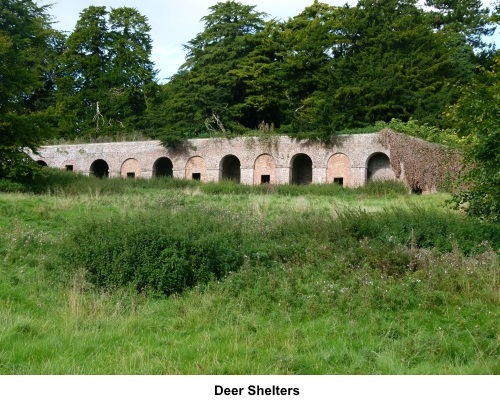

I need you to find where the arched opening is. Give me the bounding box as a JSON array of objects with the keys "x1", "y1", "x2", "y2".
[
  {"x1": 121, "y1": 158, "x2": 141, "y2": 178},
  {"x1": 367, "y1": 152, "x2": 394, "y2": 182},
  {"x1": 291, "y1": 153, "x2": 313, "y2": 185},
  {"x1": 253, "y1": 154, "x2": 276, "y2": 185},
  {"x1": 36, "y1": 160, "x2": 48, "y2": 167},
  {"x1": 327, "y1": 153, "x2": 352, "y2": 187},
  {"x1": 220, "y1": 155, "x2": 241, "y2": 183},
  {"x1": 89, "y1": 159, "x2": 109, "y2": 178},
  {"x1": 153, "y1": 157, "x2": 173, "y2": 177},
  {"x1": 185, "y1": 156, "x2": 206, "y2": 181}
]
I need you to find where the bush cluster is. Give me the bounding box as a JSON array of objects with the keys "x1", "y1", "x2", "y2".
[
  {"x1": 59, "y1": 199, "x2": 500, "y2": 296},
  {"x1": 0, "y1": 179, "x2": 26, "y2": 193},
  {"x1": 61, "y1": 209, "x2": 244, "y2": 295}
]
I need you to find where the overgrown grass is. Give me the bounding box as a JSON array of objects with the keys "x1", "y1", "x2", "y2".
[
  {"x1": 0, "y1": 173, "x2": 498, "y2": 374},
  {"x1": 24, "y1": 167, "x2": 409, "y2": 198}
]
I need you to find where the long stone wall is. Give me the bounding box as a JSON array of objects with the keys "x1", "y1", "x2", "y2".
[{"x1": 32, "y1": 134, "x2": 401, "y2": 187}]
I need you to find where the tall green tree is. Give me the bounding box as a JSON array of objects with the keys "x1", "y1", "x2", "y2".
[
  {"x1": 321, "y1": 0, "x2": 476, "y2": 132},
  {"x1": 0, "y1": 0, "x2": 55, "y2": 179},
  {"x1": 424, "y1": 0, "x2": 495, "y2": 50},
  {"x1": 449, "y1": 54, "x2": 500, "y2": 222},
  {"x1": 106, "y1": 7, "x2": 156, "y2": 129},
  {"x1": 155, "y1": 1, "x2": 268, "y2": 144},
  {"x1": 226, "y1": 19, "x2": 291, "y2": 128},
  {"x1": 56, "y1": 6, "x2": 110, "y2": 137},
  {"x1": 145, "y1": 69, "x2": 202, "y2": 144},
  {"x1": 150, "y1": 0, "x2": 495, "y2": 142},
  {"x1": 56, "y1": 6, "x2": 156, "y2": 138},
  {"x1": 278, "y1": 1, "x2": 350, "y2": 132}
]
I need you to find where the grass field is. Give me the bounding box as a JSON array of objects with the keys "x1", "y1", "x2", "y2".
[{"x1": 0, "y1": 171, "x2": 498, "y2": 374}]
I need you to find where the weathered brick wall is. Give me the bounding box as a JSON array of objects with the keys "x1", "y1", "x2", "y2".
[
  {"x1": 31, "y1": 134, "x2": 405, "y2": 187},
  {"x1": 326, "y1": 153, "x2": 352, "y2": 186},
  {"x1": 120, "y1": 158, "x2": 141, "y2": 178},
  {"x1": 254, "y1": 154, "x2": 277, "y2": 184},
  {"x1": 185, "y1": 156, "x2": 207, "y2": 181}
]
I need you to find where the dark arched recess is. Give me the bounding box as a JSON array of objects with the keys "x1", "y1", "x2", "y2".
[
  {"x1": 220, "y1": 155, "x2": 241, "y2": 183},
  {"x1": 291, "y1": 153, "x2": 313, "y2": 185},
  {"x1": 153, "y1": 157, "x2": 173, "y2": 177},
  {"x1": 89, "y1": 159, "x2": 109, "y2": 178}
]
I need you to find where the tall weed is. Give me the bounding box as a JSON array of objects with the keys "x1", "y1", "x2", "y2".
[{"x1": 337, "y1": 206, "x2": 500, "y2": 255}]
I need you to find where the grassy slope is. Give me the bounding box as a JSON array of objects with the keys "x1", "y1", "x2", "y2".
[{"x1": 0, "y1": 176, "x2": 498, "y2": 374}]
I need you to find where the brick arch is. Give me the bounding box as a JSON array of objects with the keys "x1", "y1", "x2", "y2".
[
  {"x1": 253, "y1": 153, "x2": 276, "y2": 185},
  {"x1": 327, "y1": 153, "x2": 352, "y2": 186},
  {"x1": 290, "y1": 153, "x2": 312, "y2": 185},
  {"x1": 90, "y1": 159, "x2": 109, "y2": 178},
  {"x1": 220, "y1": 154, "x2": 241, "y2": 183},
  {"x1": 366, "y1": 152, "x2": 395, "y2": 182},
  {"x1": 185, "y1": 156, "x2": 206, "y2": 181},
  {"x1": 153, "y1": 157, "x2": 173, "y2": 177},
  {"x1": 120, "y1": 158, "x2": 141, "y2": 178}
]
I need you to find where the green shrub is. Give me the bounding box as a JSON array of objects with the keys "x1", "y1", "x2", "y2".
[
  {"x1": 61, "y1": 209, "x2": 244, "y2": 295},
  {"x1": 0, "y1": 179, "x2": 26, "y2": 193},
  {"x1": 343, "y1": 239, "x2": 418, "y2": 276}
]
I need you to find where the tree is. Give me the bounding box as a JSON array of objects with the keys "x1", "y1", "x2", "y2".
[
  {"x1": 149, "y1": 0, "x2": 495, "y2": 143},
  {"x1": 145, "y1": 70, "x2": 203, "y2": 144},
  {"x1": 0, "y1": 0, "x2": 55, "y2": 180},
  {"x1": 183, "y1": 0, "x2": 267, "y2": 68},
  {"x1": 55, "y1": 6, "x2": 156, "y2": 138},
  {"x1": 155, "y1": 1, "x2": 268, "y2": 145},
  {"x1": 277, "y1": 1, "x2": 350, "y2": 133},
  {"x1": 56, "y1": 6, "x2": 110, "y2": 137},
  {"x1": 449, "y1": 54, "x2": 500, "y2": 222},
  {"x1": 424, "y1": 0, "x2": 495, "y2": 50},
  {"x1": 236, "y1": 20, "x2": 294, "y2": 127},
  {"x1": 321, "y1": 0, "x2": 477, "y2": 132},
  {"x1": 107, "y1": 7, "x2": 156, "y2": 129}
]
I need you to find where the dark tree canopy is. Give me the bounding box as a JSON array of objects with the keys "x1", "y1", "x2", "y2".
[
  {"x1": 449, "y1": 54, "x2": 500, "y2": 222},
  {"x1": 55, "y1": 6, "x2": 156, "y2": 138},
  {"x1": 322, "y1": 0, "x2": 475, "y2": 132},
  {"x1": 183, "y1": 0, "x2": 268, "y2": 69},
  {"x1": 149, "y1": 1, "x2": 269, "y2": 143},
  {"x1": 0, "y1": 0, "x2": 55, "y2": 179},
  {"x1": 151, "y1": 0, "x2": 496, "y2": 145}
]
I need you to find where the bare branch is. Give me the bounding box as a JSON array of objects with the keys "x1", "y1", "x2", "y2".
[{"x1": 93, "y1": 102, "x2": 105, "y2": 130}]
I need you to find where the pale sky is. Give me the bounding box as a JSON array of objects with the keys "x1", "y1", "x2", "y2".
[{"x1": 41, "y1": 0, "x2": 498, "y2": 82}]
